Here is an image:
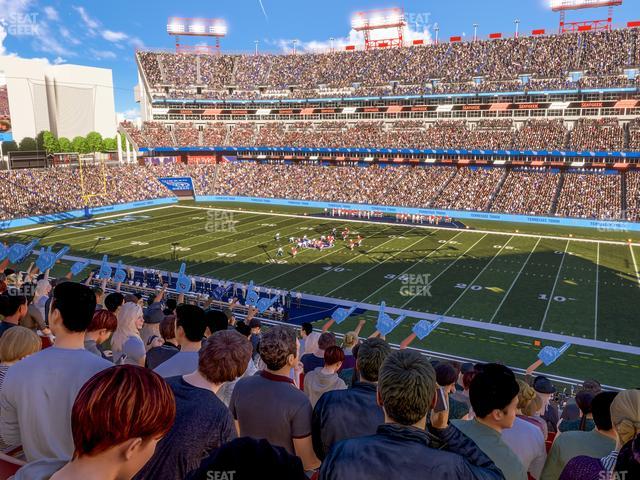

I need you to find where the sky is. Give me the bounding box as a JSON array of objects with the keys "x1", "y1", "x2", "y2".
[{"x1": 1, "y1": 0, "x2": 638, "y2": 120}]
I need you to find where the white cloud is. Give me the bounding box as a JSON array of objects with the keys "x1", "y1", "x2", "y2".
[
  {"x1": 53, "y1": 55, "x2": 65, "y2": 64},
  {"x1": 0, "y1": 24, "x2": 7, "y2": 55},
  {"x1": 267, "y1": 22, "x2": 433, "y2": 54},
  {"x1": 117, "y1": 108, "x2": 140, "y2": 125},
  {"x1": 89, "y1": 48, "x2": 116, "y2": 60},
  {"x1": 59, "y1": 26, "x2": 81, "y2": 45},
  {"x1": 73, "y1": 5, "x2": 99, "y2": 36},
  {"x1": 102, "y1": 29, "x2": 127, "y2": 42},
  {"x1": 43, "y1": 6, "x2": 58, "y2": 21}
]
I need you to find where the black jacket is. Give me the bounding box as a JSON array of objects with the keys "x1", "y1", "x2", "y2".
[
  {"x1": 312, "y1": 382, "x2": 383, "y2": 460},
  {"x1": 319, "y1": 423, "x2": 505, "y2": 480}
]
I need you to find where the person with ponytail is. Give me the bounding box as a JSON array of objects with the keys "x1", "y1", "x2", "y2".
[
  {"x1": 502, "y1": 379, "x2": 547, "y2": 479},
  {"x1": 111, "y1": 302, "x2": 146, "y2": 366}
]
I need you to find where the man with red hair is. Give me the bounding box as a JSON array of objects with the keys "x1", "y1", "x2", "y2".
[{"x1": 13, "y1": 365, "x2": 176, "y2": 480}]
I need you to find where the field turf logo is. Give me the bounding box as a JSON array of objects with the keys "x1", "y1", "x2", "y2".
[
  {"x1": 205, "y1": 210, "x2": 238, "y2": 233},
  {"x1": 399, "y1": 273, "x2": 432, "y2": 298}
]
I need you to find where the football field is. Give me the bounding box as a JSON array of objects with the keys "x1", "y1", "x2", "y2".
[{"x1": 4, "y1": 202, "x2": 639, "y2": 388}]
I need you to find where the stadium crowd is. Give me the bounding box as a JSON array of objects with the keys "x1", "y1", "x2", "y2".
[
  {"x1": 1, "y1": 162, "x2": 636, "y2": 222},
  {"x1": 137, "y1": 28, "x2": 640, "y2": 100},
  {"x1": 122, "y1": 118, "x2": 634, "y2": 152},
  {"x1": 0, "y1": 271, "x2": 637, "y2": 480}
]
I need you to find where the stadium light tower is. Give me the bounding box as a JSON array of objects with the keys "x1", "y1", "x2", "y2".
[
  {"x1": 514, "y1": 19, "x2": 520, "y2": 38},
  {"x1": 434, "y1": 23, "x2": 440, "y2": 44},
  {"x1": 254, "y1": 40, "x2": 259, "y2": 55},
  {"x1": 473, "y1": 23, "x2": 479, "y2": 41},
  {"x1": 549, "y1": 0, "x2": 623, "y2": 33},
  {"x1": 166, "y1": 17, "x2": 227, "y2": 54},
  {"x1": 351, "y1": 7, "x2": 406, "y2": 50}
]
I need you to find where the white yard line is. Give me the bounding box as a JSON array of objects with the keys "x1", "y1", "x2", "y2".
[
  {"x1": 539, "y1": 240, "x2": 570, "y2": 331},
  {"x1": 630, "y1": 243, "x2": 640, "y2": 288},
  {"x1": 282, "y1": 225, "x2": 406, "y2": 291},
  {"x1": 177, "y1": 204, "x2": 640, "y2": 247},
  {"x1": 489, "y1": 237, "x2": 542, "y2": 323},
  {"x1": 357, "y1": 231, "x2": 466, "y2": 304},
  {"x1": 594, "y1": 242, "x2": 600, "y2": 340},
  {"x1": 442, "y1": 236, "x2": 515, "y2": 316},
  {"x1": 401, "y1": 233, "x2": 489, "y2": 309},
  {"x1": 322, "y1": 233, "x2": 428, "y2": 297},
  {"x1": 0, "y1": 205, "x2": 176, "y2": 237}
]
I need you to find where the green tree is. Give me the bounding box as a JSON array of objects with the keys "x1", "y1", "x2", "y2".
[
  {"x1": 35, "y1": 131, "x2": 46, "y2": 150},
  {"x1": 101, "y1": 137, "x2": 117, "y2": 151},
  {"x1": 42, "y1": 131, "x2": 59, "y2": 154},
  {"x1": 85, "y1": 131, "x2": 103, "y2": 153},
  {"x1": 71, "y1": 136, "x2": 88, "y2": 154},
  {"x1": 19, "y1": 137, "x2": 37, "y2": 151},
  {"x1": 57, "y1": 137, "x2": 72, "y2": 153},
  {"x1": 1, "y1": 140, "x2": 18, "y2": 153}
]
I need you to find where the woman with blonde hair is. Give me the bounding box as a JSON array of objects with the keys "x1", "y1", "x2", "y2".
[
  {"x1": 559, "y1": 390, "x2": 636, "y2": 480},
  {"x1": 517, "y1": 379, "x2": 548, "y2": 438},
  {"x1": 111, "y1": 302, "x2": 146, "y2": 366},
  {"x1": 0, "y1": 325, "x2": 41, "y2": 451},
  {"x1": 502, "y1": 378, "x2": 547, "y2": 479}
]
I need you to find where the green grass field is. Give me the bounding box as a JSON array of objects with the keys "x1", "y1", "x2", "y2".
[{"x1": 4, "y1": 201, "x2": 639, "y2": 388}]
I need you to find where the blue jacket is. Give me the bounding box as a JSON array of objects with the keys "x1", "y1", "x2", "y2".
[
  {"x1": 312, "y1": 382, "x2": 383, "y2": 460},
  {"x1": 319, "y1": 423, "x2": 505, "y2": 480}
]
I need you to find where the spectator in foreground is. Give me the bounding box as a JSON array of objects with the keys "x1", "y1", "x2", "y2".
[
  {"x1": 451, "y1": 363, "x2": 527, "y2": 480},
  {"x1": 319, "y1": 350, "x2": 504, "y2": 480},
  {"x1": 312, "y1": 337, "x2": 391, "y2": 460},
  {"x1": 558, "y1": 390, "x2": 596, "y2": 433},
  {"x1": 559, "y1": 389, "x2": 639, "y2": 480},
  {"x1": 300, "y1": 322, "x2": 319, "y2": 356},
  {"x1": 84, "y1": 309, "x2": 118, "y2": 360},
  {"x1": 534, "y1": 376, "x2": 559, "y2": 434},
  {"x1": 304, "y1": 345, "x2": 347, "y2": 407},
  {"x1": 216, "y1": 320, "x2": 258, "y2": 407},
  {"x1": 541, "y1": 390, "x2": 618, "y2": 480},
  {"x1": 145, "y1": 315, "x2": 180, "y2": 369},
  {"x1": 230, "y1": 325, "x2": 320, "y2": 472},
  {"x1": 111, "y1": 302, "x2": 146, "y2": 366},
  {"x1": 0, "y1": 290, "x2": 27, "y2": 338},
  {"x1": 436, "y1": 362, "x2": 470, "y2": 420},
  {"x1": 0, "y1": 282, "x2": 111, "y2": 461},
  {"x1": 301, "y1": 331, "x2": 336, "y2": 374},
  {"x1": 502, "y1": 380, "x2": 547, "y2": 479},
  {"x1": 135, "y1": 330, "x2": 252, "y2": 480},
  {"x1": 142, "y1": 286, "x2": 167, "y2": 344},
  {"x1": 0, "y1": 326, "x2": 41, "y2": 451},
  {"x1": 186, "y1": 437, "x2": 307, "y2": 480},
  {"x1": 13, "y1": 365, "x2": 176, "y2": 480},
  {"x1": 104, "y1": 291, "x2": 125, "y2": 315},
  {"x1": 154, "y1": 304, "x2": 206, "y2": 378},
  {"x1": 613, "y1": 433, "x2": 640, "y2": 479}
]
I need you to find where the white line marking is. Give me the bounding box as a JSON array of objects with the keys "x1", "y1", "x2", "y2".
[
  {"x1": 490, "y1": 336, "x2": 504, "y2": 341},
  {"x1": 462, "y1": 331, "x2": 476, "y2": 336},
  {"x1": 356, "y1": 230, "x2": 465, "y2": 303},
  {"x1": 176, "y1": 204, "x2": 640, "y2": 247},
  {"x1": 577, "y1": 351, "x2": 594, "y2": 356},
  {"x1": 630, "y1": 244, "x2": 640, "y2": 287},
  {"x1": 442, "y1": 236, "x2": 514, "y2": 316},
  {"x1": 518, "y1": 341, "x2": 530, "y2": 345},
  {"x1": 401, "y1": 233, "x2": 489, "y2": 309},
  {"x1": 594, "y1": 242, "x2": 600, "y2": 340},
  {"x1": 490, "y1": 237, "x2": 541, "y2": 323},
  {"x1": 610, "y1": 357, "x2": 627, "y2": 362},
  {"x1": 540, "y1": 240, "x2": 570, "y2": 331}
]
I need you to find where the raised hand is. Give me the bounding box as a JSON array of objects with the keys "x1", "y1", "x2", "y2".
[
  {"x1": 8, "y1": 239, "x2": 40, "y2": 264},
  {"x1": 113, "y1": 261, "x2": 127, "y2": 284},
  {"x1": 35, "y1": 245, "x2": 69, "y2": 272},
  {"x1": 175, "y1": 263, "x2": 191, "y2": 294},
  {"x1": 98, "y1": 255, "x2": 112, "y2": 280}
]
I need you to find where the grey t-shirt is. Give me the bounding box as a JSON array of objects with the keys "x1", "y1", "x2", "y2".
[
  {"x1": 153, "y1": 351, "x2": 199, "y2": 378},
  {"x1": 229, "y1": 370, "x2": 312, "y2": 455},
  {"x1": 0, "y1": 347, "x2": 111, "y2": 462}
]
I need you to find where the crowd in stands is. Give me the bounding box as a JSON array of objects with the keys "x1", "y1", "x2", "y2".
[
  {"x1": 0, "y1": 266, "x2": 637, "y2": 480},
  {"x1": 1, "y1": 162, "x2": 635, "y2": 222},
  {"x1": 137, "y1": 28, "x2": 640, "y2": 100},
  {"x1": 555, "y1": 171, "x2": 622, "y2": 220},
  {"x1": 122, "y1": 118, "x2": 636, "y2": 152},
  {"x1": 0, "y1": 165, "x2": 170, "y2": 221}
]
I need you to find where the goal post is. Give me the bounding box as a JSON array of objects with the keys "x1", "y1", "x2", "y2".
[{"x1": 78, "y1": 153, "x2": 108, "y2": 206}]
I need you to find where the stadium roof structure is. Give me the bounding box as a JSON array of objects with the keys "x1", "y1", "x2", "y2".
[
  {"x1": 351, "y1": 8, "x2": 406, "y2": 50},
  {"x1": 166, "y1": 17, "x2": 227, "y2": 53},
  {"x1": 550, "y1": 0, "x2": 623, "y2": 11}
]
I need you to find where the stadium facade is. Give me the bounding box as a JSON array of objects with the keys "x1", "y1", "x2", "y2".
[{"x1": 0, "y1": 56, "x2": 117, "y2": 142}]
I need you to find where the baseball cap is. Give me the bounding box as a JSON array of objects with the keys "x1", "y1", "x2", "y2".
[{"x1": 533, "y1": 376, "x2": 556, "y2": 394}]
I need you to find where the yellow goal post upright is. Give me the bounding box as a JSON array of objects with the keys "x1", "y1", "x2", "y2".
[{"x1": 78, "y1": 153, "x2": 108, "y2": 208}]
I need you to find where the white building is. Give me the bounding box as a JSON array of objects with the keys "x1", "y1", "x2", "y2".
[{"x1": 0, "y1": 56, "x2": 116, "y2": 142}]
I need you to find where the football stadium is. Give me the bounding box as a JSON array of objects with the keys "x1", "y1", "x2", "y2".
[{"x1": 0, "y1": 0, "x2": 639, "y2": 479}]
